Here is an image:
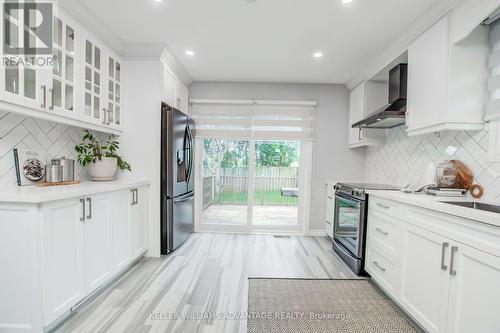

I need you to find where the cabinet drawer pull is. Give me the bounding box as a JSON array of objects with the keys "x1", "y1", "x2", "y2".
[
  {"x1": 373, "y1": 261, "x2": 386, "y2": 272},
  {"x1": 449, "y1": 246, "x2": 458, "y2": 276},
  {"x1": 375, "y1": 227, "x2": 389, "y2": 236},
  {"x1": 376, "y1": 203, "x2": 390, "y2": 210},
  {"x1": 441, "y1": 242, "x2": 449, "y2": 271},
  {"x1": 80, "y1": 198, "x2": 85, "y2": 222}
]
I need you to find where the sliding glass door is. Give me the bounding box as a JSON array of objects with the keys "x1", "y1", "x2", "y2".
[
  {"x1": 252, "y1": 141, "x2": 300, "y2": 228},
  {"x1": 200, "y1": 138, "x2": 302, "y2": 231},
  {"x1": 202, "y1": 139, "x2": 250, "y2": 226}
]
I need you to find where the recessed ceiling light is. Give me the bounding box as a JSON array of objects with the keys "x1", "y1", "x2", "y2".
[
  {"x1": 153, "y1": 0, "x2": 163, "y2": 2},
  {"x1": 342, "y1": 0, "x2": 353, "y2": 4},
  {"x1": 185, "y1": 50, "x2": 195, "y2": 56},
  {"x1": 313, "y1": 52, "x2": 323, "y2": 58}
]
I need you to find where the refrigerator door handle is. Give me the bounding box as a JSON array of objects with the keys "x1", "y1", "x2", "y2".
[{"x1": 174, "y1": 193, "x2": 194, "y2": 203}]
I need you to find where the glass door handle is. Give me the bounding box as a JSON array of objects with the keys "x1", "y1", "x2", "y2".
[{"x1": 102, "y1": 108, "x2": 107, "y2": 125}]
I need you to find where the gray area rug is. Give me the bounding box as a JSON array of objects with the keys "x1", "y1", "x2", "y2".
[{"x1": 247, "y1": 278, "x2": 421, "y2": 333}]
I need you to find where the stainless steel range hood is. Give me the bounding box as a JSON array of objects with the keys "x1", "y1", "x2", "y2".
[{"x1": 352, "y1": 64, "x2": 408, "y2": 129}]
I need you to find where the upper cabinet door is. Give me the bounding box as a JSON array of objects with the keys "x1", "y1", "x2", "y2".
[
  {"x1": 106, "y1": 54, "x2": 123, "y2": 128},
  {"x1": 83, "y1": 38, "x2": 104, "y2": 125},
  {"x1": 0, "y1": 2, "x2": 52, "y2": 111},
  {"x1": 162, "y1": 63, "x2": 177, "y2": 107},
  {"x1": 51, "y1": 15, "x2": 76, "y2": 115},
  {"x1": 407, "y1": 15, "x2": 487, "y2": 136},
  {"x1": 407, "y1": 17, "x2": 449, "y2": 134},
  {"x1": 175, "y1": 80, "x2": 189, "y2": 115}
]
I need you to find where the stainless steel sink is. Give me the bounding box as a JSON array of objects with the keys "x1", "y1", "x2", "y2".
[{"x1": 440, "y1": 201, "x2": 500, "y2": 214}]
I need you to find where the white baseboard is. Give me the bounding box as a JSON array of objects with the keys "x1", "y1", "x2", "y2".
[{"x1": 305, "y1": 230, "x2": 328, "y2": 237}]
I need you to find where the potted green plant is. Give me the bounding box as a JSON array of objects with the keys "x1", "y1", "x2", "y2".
[{"x1": 74, "y1": 130, "x2": 131, "y2": 181}]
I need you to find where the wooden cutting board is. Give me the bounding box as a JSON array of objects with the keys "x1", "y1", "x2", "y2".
[
  {"x1": 37, "y1": 180, "x2": 81, "y2": 187},
  {"x1": 450, "y1": 160, "x2": 473, "y2": 190}
]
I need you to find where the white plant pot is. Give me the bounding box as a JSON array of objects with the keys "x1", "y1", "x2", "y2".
[{"x1": 86, "y1": 157, "x2": 118, "y2": 181}]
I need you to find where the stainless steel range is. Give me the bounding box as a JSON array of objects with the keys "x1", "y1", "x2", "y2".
[{"x1": 333, "y1": 182, "x2": 400, "y2": 275}]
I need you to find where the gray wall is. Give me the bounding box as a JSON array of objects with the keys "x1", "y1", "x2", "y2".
[{"x1": 189, "y1": 82, "x2": 366, "y2": 232}]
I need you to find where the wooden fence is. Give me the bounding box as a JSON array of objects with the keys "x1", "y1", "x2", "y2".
[{"x1": 202, "y1": 167, "x2": 299, "y2": 207}]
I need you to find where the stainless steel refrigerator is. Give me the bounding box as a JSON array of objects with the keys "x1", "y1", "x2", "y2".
[{"x1": 161, "y1": 103, "x2": 194, "y2": 255}]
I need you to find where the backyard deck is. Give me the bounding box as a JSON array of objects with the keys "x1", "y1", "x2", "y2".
[{"x1": 203, "y1": 205, "x2": 298, "y2": 226}]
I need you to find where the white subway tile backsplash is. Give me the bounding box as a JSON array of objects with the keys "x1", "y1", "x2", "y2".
[
  {"x1": 0, "y1": 113, "x2": 103, "y2": 186},
  {"x1": 365, "y1": 126, "x2": 500, "y2": 200}
]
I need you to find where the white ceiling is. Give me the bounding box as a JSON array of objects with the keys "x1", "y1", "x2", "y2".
[{"x1": 76, "y1": 0, "x2": 439, "y2": 84}]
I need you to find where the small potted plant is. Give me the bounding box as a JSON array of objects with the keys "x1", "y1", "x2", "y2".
[{"x1": 75, "y1": 130, "x2": 131, "y2": 181}]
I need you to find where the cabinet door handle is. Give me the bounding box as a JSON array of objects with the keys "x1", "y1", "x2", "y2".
[
  {"x1": 375, "y1": 227, "x2": 389, "y2": 236},
  {"x1": 135, "y1": 189, "x2": 139, "y2": 204},
  {"x1": 41, "y1": 85, "x2": 47, "y2": 108},
  {"x1": 86, "y1": 197, "x2": 92, "y2": 219},
  {"x1": 131, "y1": 189, "x2": 135, "y2": 205},
  {"x1": 107, "y1": 109, "x2": 111, "y2": 125},
  {"x1": 440, "y1": 242, "x2": 449, "y2": 271},
  {"x1": 449, "y1": 246, "x2": 458, "y2": 276},
  {"x1": 358, "y1": 127, "x2": 362, "y2": 141},
  {"x1": 80, "y1": 198, "x2": 85, "y2": 222},
  {"x1": 102, "y1": 108, "x2": 107, "y2": 125},
  {"x1": 376, "y1": 203, "x2": 390, "y2": 210},
  {"x1": 373, "y1": 261, "x2": 386, "y2": 272},
  {"x1": 49, "y1": 88, "x2": 54, "y2": 110}
]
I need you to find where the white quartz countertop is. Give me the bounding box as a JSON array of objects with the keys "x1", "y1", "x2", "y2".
[
  {"x1": 0, "y1": 179, "x2": 150, "y2": 203},
  {"x1": 366, "y1": 190, "x2": 500, "y2": 228}
]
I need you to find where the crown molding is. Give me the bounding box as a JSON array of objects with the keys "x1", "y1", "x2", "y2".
[
  {"x1": 58, "y1": 0, "x2": 126, "y2": 54},
  {"x1": 346, "y1": 0, "x2": 461, "y2": 90},
  {"x1": 161, "y1": 47, "x2": 193, "y2": 86}
]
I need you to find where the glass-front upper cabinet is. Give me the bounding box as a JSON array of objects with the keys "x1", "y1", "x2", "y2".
[
  {"x1": 84, "y1": 40, "x2": 103, "y2": 123},
  {"x1": 0, "y1": 2, "x2": 52, "y2": 110},
  {"x1": 107, "y1": 56, "x2": 121, "y2": 127},
  {"x1": 51, "y1": 17, "x2": 75, "y2": 113}
]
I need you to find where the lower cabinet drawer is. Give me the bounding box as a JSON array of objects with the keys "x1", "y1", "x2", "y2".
[
  {"x1": 368, "y1": 210, "x2": 401, "y2": 258},
  {"x1": 366, "y1": 244, "x2": 398, "y2": 295}
]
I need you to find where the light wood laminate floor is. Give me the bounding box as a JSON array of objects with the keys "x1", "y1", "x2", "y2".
[{"x1": 55, "y1": 233, "x2": 355, "y2": 333}]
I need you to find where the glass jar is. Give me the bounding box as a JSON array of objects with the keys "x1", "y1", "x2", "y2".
[{"x1": 435, "y1": 161, "x2": 458, "y2": 188}]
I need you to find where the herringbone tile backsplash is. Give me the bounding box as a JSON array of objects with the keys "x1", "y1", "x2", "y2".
[
  {"x1": 0, "y1": 111, "x2": 105, "y2": 186},
  {"x1": 365, "y1": 126, "x2": 500, "y2": 200}
]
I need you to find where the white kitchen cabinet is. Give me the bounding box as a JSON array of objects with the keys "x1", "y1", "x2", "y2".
[
  {"x1": 41, "y1": 198, "x2": 86, "y2": 326},
  {"x1": 83, "y1": 193, "x2": 113, "y2": 294},
  {"x1": 446, "y1": 243, "x2": 500, "y2": 333},
  {"x1": 162, "y1": 60, "x2": 190, "y2": 115},
  {"x1": 112, "y1": 189, "x2": 132, "y2": 271},
  {"x1": 348, "y1": 82, "x2": 386, "y2": 148},
  {"x1": 325, "y1": 183, "x2": 335, "y2": 238},
  {"x1": 0, "y1": 205, "x2": 42, "y2": 333},
  {"x1": 399, "y1": 224, "x2": 449, "y2": 333},
  {"x1": 130, "y1": 187, "x2": 148, "y2": 257},
  {"x1": 50, "y1": 12, "x2": 78, "y2": 116},
  {"x1": 406, "y1": 15, "x2": 489, "y2": 136},
  {"x1": 450, "y1": 0, "x2": 500, "y2": 44},
  {"x1": 0, "y1": 182, "x2": 150, "y2": 332},
  {"x1": 0, "y1": 1, "x2": 52, "y2": 113},
  {"x1": 0, "y1": 4, "x2": 124, "y2": 135},
  {"x1": 175, "y1": 79, "x2": 190, "y2": 115},
  {"x1": 105, "y1": 53, "x2": 123, "y2": 128},
  {"x1": 366, "y1": 194, "x2": 500, "y2": 333},
  {"x1": 162, "y1": 62, "x2": 177, "y2": 108}
]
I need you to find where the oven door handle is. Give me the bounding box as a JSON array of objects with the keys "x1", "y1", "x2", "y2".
[{"x1": 334, "y1": 193, "x2": 361, "y2": 208}]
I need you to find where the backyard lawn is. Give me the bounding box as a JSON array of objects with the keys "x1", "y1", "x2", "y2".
[{"x1": 215, "y1": 190, "x2": 298, "y2": 206}]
